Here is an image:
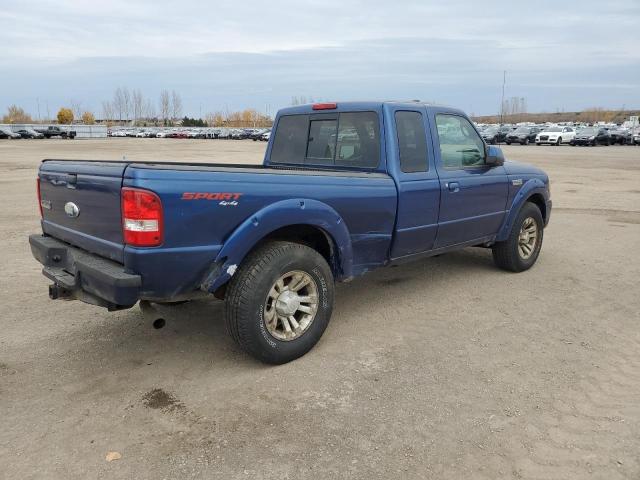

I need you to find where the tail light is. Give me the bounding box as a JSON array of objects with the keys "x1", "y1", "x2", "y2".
[
  {"x1": 36, "y1": 177, "x2": 43, "y2": 218},
  {"x1": 312, "y1": 102, "x2": 337, "y2": 110},
  {"x1": 121, "y1": 187, "x2": 163, "y2": 246}
]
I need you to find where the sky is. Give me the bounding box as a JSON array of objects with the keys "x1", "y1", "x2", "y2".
[{"x1": 1, "y1": 0, "x2": 639, "y2": 118}]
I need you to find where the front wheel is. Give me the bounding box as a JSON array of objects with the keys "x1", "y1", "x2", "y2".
[
  {"x1": 556, "y1": 137, "x2": 562, "y2": 145},
  {"x1": 225, "y1": 241, "x2": 334, "y2": 364},
  {"x1": 492, "y1": 202, "x2": 544, "y2": 272}
]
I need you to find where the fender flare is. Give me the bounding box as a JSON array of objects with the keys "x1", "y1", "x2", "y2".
[
  {"x1": 496, "y1": 179, "x2": 548, "y2": 242},
  {"x1": 204, "y1": 198, "x2": 353, "y2": 292}
]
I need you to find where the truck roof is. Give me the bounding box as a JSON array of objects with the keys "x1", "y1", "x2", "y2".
[{"x1": 277, "y1": 101, "x2": 466, "y2": 117}]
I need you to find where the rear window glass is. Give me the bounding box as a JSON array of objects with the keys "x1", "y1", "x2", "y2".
[
  {"x1": 307, "y1": 119, "x2": 337, "y2": 160},
  {"x1": 270, "y1": 112, "x2": 380, "y2": 168},
  {"x1": 270, "y1": 115, "x2": 309, "y2": 165},
  {"x1": 395, "y1": 111, "x2": 428, "y2": 173}
]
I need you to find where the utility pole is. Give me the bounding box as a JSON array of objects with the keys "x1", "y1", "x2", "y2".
[{"x1": 500, "y1": 70, "x2": 506, "y2": 125}]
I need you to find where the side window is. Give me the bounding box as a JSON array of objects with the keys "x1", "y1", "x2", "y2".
[
  {"x1": 435, "y1": 114, "x2": 485, "y2": 168},
  {"x1": 271, "y1": 115, "x2": 309, "y2": 164},
  {"x1": 395, "y1": 111, "x2": 428, "y2": 173},
  {"x1": 335, "y1": 112, "x2": 380, "y2": 168}
]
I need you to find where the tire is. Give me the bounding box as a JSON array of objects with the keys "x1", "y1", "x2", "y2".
[
  {"x1": 225, "y1": 241, "x2": 334, "y2": 364},
  {"x1": 556, "y1": 137, "x2": 562, "y2": 146},
  {"x1": 492, "y1": 202, "x2": 544, "y2": 272},
  {"x1": 505, "y1": 141, "x2": 511, "y2": 145},
  {"x1": 523, "y1": 138, "x2": 529, "y2": 145}
]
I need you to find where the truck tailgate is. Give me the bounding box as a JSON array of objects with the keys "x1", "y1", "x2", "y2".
[{"x1": 39, "y1": 161, "x2": 126, "y2": 262}]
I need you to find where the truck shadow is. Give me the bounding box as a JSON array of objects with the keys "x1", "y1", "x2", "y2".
[{"x1": 29, "y1": 247, "x2": 497, "y2": 386}]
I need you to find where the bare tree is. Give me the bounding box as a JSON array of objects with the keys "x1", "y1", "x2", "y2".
[
  {"x1": 122, "y1": 87, "x2": 131, "y2": 123},
  {"x1": 159, "y1": 89, "x2": 170, "y2": 126},
  {"x1": 132, "y1": 89, "x2": 144, "y2": 126},
  {"x1": 69, "y1": 99, "x2": 83, "y2": 121},
  {"x1": 101, "y1": 101, "x2": 115, "y2": 124},
  {"x1": 114, "y1": 87, "x2": 125, "y2": 123},
  {"x1": 144, "y1": 99, "x2": 156, "y2": 123},
  {"x1": 171, "y1": 90, "x2": 183, "y2": 122}
]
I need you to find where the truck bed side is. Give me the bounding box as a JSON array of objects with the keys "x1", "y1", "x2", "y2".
[{"x1": 123, "y1": 163, "x2": 397, "y2": 298}]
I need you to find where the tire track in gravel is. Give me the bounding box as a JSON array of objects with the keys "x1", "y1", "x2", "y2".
[{"x1": 511, "y1": 331, "x2": 640, "y2": 479}]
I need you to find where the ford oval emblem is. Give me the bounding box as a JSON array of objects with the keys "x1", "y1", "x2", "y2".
[{"x1": 64, "y1": 202, "x2": 80, "y2": 218}]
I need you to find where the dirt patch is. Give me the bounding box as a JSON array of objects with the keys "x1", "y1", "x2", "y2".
[
  {"x1": 0, "y1": 362, "x2": 16, "y2": 376},
  {"x1": 376, "y1": 277, "x2": 410, "y2": 286},
  {"x1": 142, "y1": 388, "x2": 184, "y2": 412}
]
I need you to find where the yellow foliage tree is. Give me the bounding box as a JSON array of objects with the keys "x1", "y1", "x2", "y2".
[
  {"x1": 81, "y1": 111, "x2": 96, "y2": 124},
  {"x1": 57, "y1": 108, "x2": 74, "y2": 125},
  {"x1": 2, "y1": 105, "x2": 33, "y2": 124}
]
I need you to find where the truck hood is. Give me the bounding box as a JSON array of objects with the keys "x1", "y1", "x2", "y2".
[{"x1": 503, "y1": 160, "x2": 547, "y2": 179}]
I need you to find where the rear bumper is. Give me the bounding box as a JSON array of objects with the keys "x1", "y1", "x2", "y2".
[{"x1": 29, "y1": 234, "x2": 141, "y2": 310}]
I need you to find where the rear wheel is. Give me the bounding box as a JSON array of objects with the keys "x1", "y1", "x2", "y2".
[
  {"x1": 225, "y1": 241, "x2": 334, "y2": 364},
  {"x1": 492, "y1": 202, "x2": 544, "y2": 272}
]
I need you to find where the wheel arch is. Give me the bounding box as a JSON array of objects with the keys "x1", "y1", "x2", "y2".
[
  {"x1": 496, "y1": 179, "x2": 549, "y2": 242},
  {"x1": 202, "y1": 199, "x2": 353, "y2": 294}
]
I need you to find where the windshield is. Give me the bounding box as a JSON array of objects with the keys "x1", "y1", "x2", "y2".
[
  {"x1": 514, "y1": 127, "x2": 530, "y2": 134},
  {"x1": 545, "y1": 127, "x2": 562, "y2": 132},
  {"x1": 483, "y1": 127, "x2": 498, "y2": 133},
  {"x1": 580, "y1": 128, "x2": 596, "y2": 135}
]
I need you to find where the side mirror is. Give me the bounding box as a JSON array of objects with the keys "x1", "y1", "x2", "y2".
[{"x1": 485, "y1": 145, "x2": 505, "y2": 166}]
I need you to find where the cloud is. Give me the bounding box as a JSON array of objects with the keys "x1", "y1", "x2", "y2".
[{"x1": 1, "y1": 0, "x2": 638, "y2": 116}]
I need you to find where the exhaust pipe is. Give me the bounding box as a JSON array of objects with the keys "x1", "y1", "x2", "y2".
[{"x1": 139, "y1": 300, "x2": 166, "y2": 329}]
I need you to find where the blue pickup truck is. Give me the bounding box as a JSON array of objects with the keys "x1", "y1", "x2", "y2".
[{"x1": 30, "y1": 101, "x2": 551, "y2": 363}]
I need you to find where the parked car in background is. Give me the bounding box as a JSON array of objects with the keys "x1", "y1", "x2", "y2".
[
  {"x1": 505, "y1": 126, "x2": 542, "y2": 145},
  {"x1": 535, "y1": 126, "x2": 576, "y2": 146},
  {"x1": 260, "y1": 130, "x2": 271, "y2": 141},
  {"x1": 16, "y1": 127, "x2": 45, "y2": 139},
  {"x1": 35, "y1": 126, "x2": 76, "y2": 139},
  {"x1": 250, "y1": 129, "x2": 268, "y2": 141},
  {"x1": 481, "y1": 126, "x2": 511, "y2": 144},
  {"x1": 0, "y1": 126, "x2": 21, "y2": 139},
  {"x1": 633, "y1": 130, "x2": 640, "y2": 145},
  {"x1": 609, "y1": 127, "x2": 632, "y2": 145},
  {"x1": 571, "y1": 127, "x2": 611, "y2": 146}
]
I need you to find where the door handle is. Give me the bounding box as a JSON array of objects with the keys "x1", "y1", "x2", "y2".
[{"x1": 447, "y1": 181, "x2": 460, "y2": 193}]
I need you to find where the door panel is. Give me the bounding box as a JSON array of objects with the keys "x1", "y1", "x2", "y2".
[
  {"x1": 434, "y1": 168, "x2": 508, "y2": 247},
  {"x1": 387, "y1": 107, "x2": 441, "y2": 258},
  {"x1": 430, "y1": 112, "x2": 509, "y2": 248}
]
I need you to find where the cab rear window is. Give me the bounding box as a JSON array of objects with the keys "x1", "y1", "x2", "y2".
[{"x1": 270, "y1": 112, "x2": 380, "y2": 168}]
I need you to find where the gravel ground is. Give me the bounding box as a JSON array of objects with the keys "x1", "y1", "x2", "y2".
[{"x1": 1, "y1": 138, "x2": 639, "y2": 479}]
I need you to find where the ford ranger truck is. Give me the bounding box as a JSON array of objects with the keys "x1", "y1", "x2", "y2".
[{"x1": 30, "y1": 102, "x2": 551, "y2": 364}]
